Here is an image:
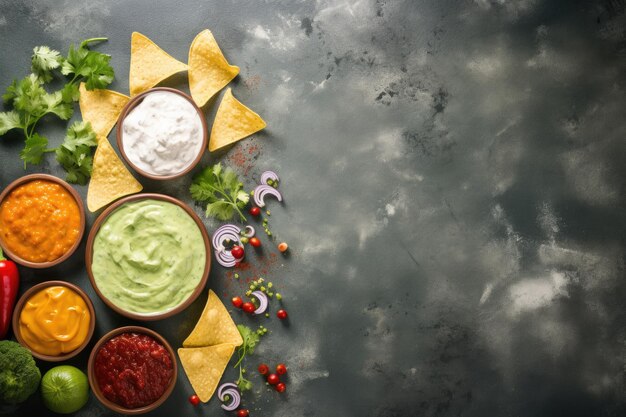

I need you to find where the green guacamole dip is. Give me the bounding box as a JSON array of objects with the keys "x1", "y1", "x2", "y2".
[{"x1": 91, "y1": 199, "x2": 206, "y2": 315}]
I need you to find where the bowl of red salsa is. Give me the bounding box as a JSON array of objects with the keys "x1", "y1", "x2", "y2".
[{"x1": 88, "y1": 326, "x2": 177, "y2": 414}]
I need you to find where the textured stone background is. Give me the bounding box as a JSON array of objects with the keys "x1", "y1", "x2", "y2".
[{"x1": 1, "y1": 0, "x2": 625, "y2": 416}]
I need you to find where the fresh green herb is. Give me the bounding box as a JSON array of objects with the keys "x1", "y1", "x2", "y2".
[
  {"x1": 190, "y1": 163, "x2": 250, "y2": 222},
  {"x1": 61, "y1": 38, "x2": 114, "y2": 90},
  {"x1": 55, "y1": 121, "x2": 98, "y2": 185},
  {"x1": 31, "y1": 46, "x2": 62, "y2": 83},
  {"x1": 234, "y1": 324, "x2": 263, "y2": 391},
  {"x1": 1, "y1": 74, "x2": 73, "y2": 167},
  {"x1": 0, "y1": 37, "x2": 113, "y2": 174}
]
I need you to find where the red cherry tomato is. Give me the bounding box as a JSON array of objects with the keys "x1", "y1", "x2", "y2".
[
  {"x1": 249, "y1": 207, "x2": 261, "y2": 216},
  {"x1": 276, "y1": 309, "x2": 288, "y2": 320},
  {"x1": 189, "y1": 394, "x2": 200, "y2": 406},
  {"x1": 276, "y1": 363, "x2": 287, "y2": 375},
  {"x1": 267, "y1": 373, "x2": 280, "y2": 385},
  {"x1": 231, "y1": 245, "x2": 245, "y2": 259},
  {"x1": 275, "y1": 382, "x2": 286, "y2": 393},
  {"x1": 242, "y1": 302, "x2": 255, "y2": 313},
  {"x1": 258, "y1": 363, "x2": 269, "y2": 375},
  {"x1": 232, "y1": 296, "x2": 243, "y2": 308},
  {"x1": 277, "y1": 242, "x2": 289, "y2": 253},
  {"x1": 249, "y1": 237, "x2": 261, "y2": 247},
  {"x1": 237, "y1": 409, "x2": 249, "y2": 417}
]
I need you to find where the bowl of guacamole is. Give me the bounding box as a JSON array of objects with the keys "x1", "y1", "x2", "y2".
[{"x1": 86, "y1": 194, "x2": 210, "y2": 320}]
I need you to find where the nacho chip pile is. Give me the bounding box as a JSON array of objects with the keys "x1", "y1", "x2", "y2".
[
  {"x1": 80, "y1": 29, "x2": 267, "y2": 212},
  {"x1": 179, "y1": 290, "x2": 243, "y2": 403}
]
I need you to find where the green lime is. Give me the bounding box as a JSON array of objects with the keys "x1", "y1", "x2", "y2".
[{"x1": 41, "y1": 365, "x2": 89, "y2": 414}]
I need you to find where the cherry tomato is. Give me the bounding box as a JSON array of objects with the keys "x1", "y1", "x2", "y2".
[
  {"x1": 249, "y1": 237, "x2": 261, "y2": 247},
  {"x1": 232, "y1": 296, "x2": 243, "y2": 308},
  {"x1": 231, "y1": 245, "x2": 245, "y2": 259},
  {"x1": 188, "y1": 394, "x2": 200, "y2": 406},
  {"x1": 277, "y1": 242, "x2": 289, "y2": 253},
  {"x1": 242, "y1": 302, "x2": 255, "y2": 314},
  {"x1": 258, "y1": 363, "x2": 269, "y2": 375},
  {"x1": 276, "y1": 309, "x2": 288, "y2": 320},
  {"x1": 275, "y1": 382, "x2": 286, "y2": 393},
  {"x1": 276, "y1": 363, "x2": 287, "y2": 375},
  {"x1": 237, "y1": 409, "x2": 249, "y2": 417},
  {"x1": 267, "y1": 373, "x2": 280, "y2": 385},
  {"x1": 250, "y1": 207, "x2": 261, "y2": 216}
]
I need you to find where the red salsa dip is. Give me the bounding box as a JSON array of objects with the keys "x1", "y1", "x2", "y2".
[{"x1": 94, "y1": 332, "x2": 173, "y2": 409}]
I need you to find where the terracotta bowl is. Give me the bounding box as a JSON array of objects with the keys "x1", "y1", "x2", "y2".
[
  {"x1": 88, "y1": 326, "x2": 177, "y2": 415},
  {"x1": 116, "y1": 87, "x2": 207, "y2": 180},
  {"x1": 0, "y1": 173, "x2": 85, "y2": 268},
  {"x1": 12, "y1": 280, "x2": 96, "y2": 361},
  {"x1": 85, "y1": 193, "x2": 211, "y2": 320}
]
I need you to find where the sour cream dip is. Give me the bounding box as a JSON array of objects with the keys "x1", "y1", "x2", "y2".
[{"x1": 121, "y1": 90, "x2": 204, "y2": 176}]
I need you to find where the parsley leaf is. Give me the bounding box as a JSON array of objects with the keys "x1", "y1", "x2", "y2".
[
  {"x1": 56, "y1": 121, "x2": 98, "y2": 185},
  {"x1": 190, "y1": 163, "x2": 250, "y2": 222},
  {"x1": 20, "y1": 133, "x2": 48, "y2": 166},
  {"x1": 234, "y1": 325, "x2": 263, "y2": 391},
  {"x1": 31, "y1": 46, "x2": 62, "y2": 82}
]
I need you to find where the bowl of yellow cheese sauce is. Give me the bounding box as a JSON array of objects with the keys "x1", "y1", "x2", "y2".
[{"x1": 12, "y1": 280, "x2": 95, "y2": 361}]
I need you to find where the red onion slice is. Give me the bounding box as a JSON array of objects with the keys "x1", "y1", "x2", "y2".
[
  {"x1": 217, "y1": 382, "x2": 241, "y2": 411},
  {"x1": 243, "y1": 225, "x2": 255, "y2": 238},
  {"x1": 212, "y1": 224, "x2": 242, "y2": 268},
  {"x1": 253, "y1": 184, "x2": 283, "y2": 207},
  {"x1": 251, "y1": 290, "x2": 268, "y2": 315},
  {"x1": 260, "y1": 170, "x2": 280, "y2": 185}
]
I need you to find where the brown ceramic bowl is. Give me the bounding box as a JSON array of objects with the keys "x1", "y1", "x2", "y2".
[
  {"x1": 12, "y1": 280, "x2": 95, "y2": 361},
  {"x1": 85, "y1": 193, "x2": 211, "y2": 320},
  {"x1": 116, "y1": 87, "x2": 207, "y2": 180},
  {"x1": 0, "y1": 173, "x2": 85, "y2": 268},
  {"x1": 88, "y1": 326, "x2": 177, "y2": 415}
]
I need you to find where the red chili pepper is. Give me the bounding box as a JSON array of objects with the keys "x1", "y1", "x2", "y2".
[{"x1": 0, "y1": 249, "x2": 19, "y2": 339}]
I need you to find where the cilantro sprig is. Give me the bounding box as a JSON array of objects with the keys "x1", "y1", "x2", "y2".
[
  {"x1": 0, "y1": 37, "x2": 113, "y2": 176},
  {"x1": 234, "y1": 325, "x2": 262, "y2": 391},
  {"x1": 190, "y1": 163, "x2": 250, "y2": 222},
  {"x1": 55, "y1": 121, "x2": 98, "y2": 185}
]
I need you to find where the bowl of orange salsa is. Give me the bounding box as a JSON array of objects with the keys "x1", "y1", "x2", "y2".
[{"x1": 0, "y1": 174, "x2": 85, "y2": 268}]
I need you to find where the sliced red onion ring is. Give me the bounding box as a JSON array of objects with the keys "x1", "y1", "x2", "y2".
[
  {"x1": 260, "y1": 170, "x2": 280, "y2": 186},
  {"x1": 253, "y1": 184, "x2": 283, "y2": 207},
  {"x1": 251, "y1": 290, "x2": 268, "y2": 315},
  {"x1": 243, "y1": 225, "x2": 255, "y2": 238},
  {"x1": 212, "y1": 224, "x2": 242, "y2": 268},
  {"x1": 217, "y1": 382, "x2": 241, "y2": 411}
]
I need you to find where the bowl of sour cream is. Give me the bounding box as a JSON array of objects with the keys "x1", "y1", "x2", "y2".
[{"x1": 117, "y1": 87, "x2": 207, "y2": 179}]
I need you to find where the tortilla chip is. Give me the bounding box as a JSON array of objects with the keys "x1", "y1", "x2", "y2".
[
  {"x1": 87, "y1": 137, "x2": 143, "y2": 212},
  {"x1": 189, "y1": 29, "x2": 239, "y2": 108},
  {"x1": 209, "y1": 88, "x2": 266, "y2": 152},
  {"x1": 78, "y1": 83, "x2": 129, "y2": 138},
  {"x1": 129, "y1": 32, "x2": 188, "y2": 96},
  {"x1": 183, "y1": 289, "x2": 243, "y2": 348},
  {"x1": 178, "y1": 344, "x2": 236, "y2": 403}
]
